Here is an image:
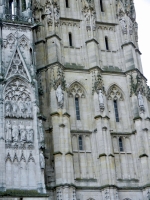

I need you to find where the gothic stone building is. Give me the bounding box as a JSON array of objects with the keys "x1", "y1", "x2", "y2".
[{"x1": 0, "y1": 0, "x2": 150, "y2": 200}]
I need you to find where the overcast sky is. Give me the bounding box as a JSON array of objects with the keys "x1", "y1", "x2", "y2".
[{"x1": 134, "y1": 0, "x2": 150, "y2": 84}]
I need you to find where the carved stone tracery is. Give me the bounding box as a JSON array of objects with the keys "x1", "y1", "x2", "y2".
[
  {"x1": 68, "y1": 82, "x2": 85, "y2": 98},
  {"x1": 107, "y1": 85, "x2": 124, "y2": 101}
]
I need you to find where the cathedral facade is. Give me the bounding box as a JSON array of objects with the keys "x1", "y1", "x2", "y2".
[{"x1": 0, "y1": 0, "x2": 150, "y2": 200}]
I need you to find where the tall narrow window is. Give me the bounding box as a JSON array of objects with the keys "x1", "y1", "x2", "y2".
[
  {"x1": 79, "y1": 136, "x2": 83, "y2": 150},
  {"x1": 66, "y1": 0, "x2": 69, "y2": 8},
  {"x1": 69, "y1": 33, "x2": 72, "y2": 46},
  {"x1": 9, "y1": 0, "x2": 14, "y2": 15},
  {"x1": 100, "y1": 0, "x2": 104, "y2": 12},
  {"x1": 119, "y1": 137, "x2": 124, "y2": 152},
  {"x1": 105, "y1": 36, "x2": 109, "y2": 50},
  {"x1": 114, "y1": 100, "x2": 119, "y2": 122},
  {"x1": 22, "y1": 0, "x2": 26, "y2": 11},
  {"x1": 75, "y1": 97, "x2": 80, "y2": 120}
]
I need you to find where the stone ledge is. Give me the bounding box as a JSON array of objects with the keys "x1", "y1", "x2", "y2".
[{"x1": 0, "y1": 190, "x2": 49, "y2": 197}]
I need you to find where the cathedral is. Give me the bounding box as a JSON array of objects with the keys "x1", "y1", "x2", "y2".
[{"x1": 0, "y1": 0, "x2": 150, "y2": 199}]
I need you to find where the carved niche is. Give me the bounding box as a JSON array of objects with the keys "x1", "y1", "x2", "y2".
[
  {"x1": 3, "y1": 33, "x2": 16, "y2": 49},
  {"x1": 107, "y1": 85, "x2": 124, "y2": 101},
  {"x1": 82, "y1": 0, "x2": 96, "y2": 32},
  {"x1": 130, "y1": 73, "x2": 145, "y2": 97}
]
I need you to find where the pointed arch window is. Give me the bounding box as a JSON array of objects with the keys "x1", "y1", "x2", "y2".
[
  {"x1": 114, "y1": 100, "x2": 119, "y2": 122},
  {"x1": 100, "y1": 0, "x2": 104, "y2": 12},
  {"x1": 119, "y1": 137, "x2": 124, "y2": 152},
  {"x1": 105, "y1": 36, "x2": 109, "y2": 50},
  {"x1": 75, "y1": 97, "x2": 80, "y2": 120},
  {"x1": 79, "y1": 135, "x2": 83, "y2": 150},
  {"x1": 69, "y1": 32, "x2": 73, "y2": 47}
]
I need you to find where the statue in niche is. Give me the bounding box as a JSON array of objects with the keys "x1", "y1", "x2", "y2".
[
  {"x1": 26, "y1": 101, "x2": 32, "y2": 118},
  {"x1": 12, "y1": 102, "x2": 18, "y2": 117},
  {"x1": 19, "y1": 121, "x2": 27, "y2": 142},
  {"x1": 12, "y1": 121, "x2": 19, "y2": 143},
  {"x1": 138, "y1": 91, "x2": 144, "y2": 111},
  {"x1": 98, "y1": 90, "x2": 105, "y2": 112},
  {"x1": 27, "y1": 129, "x2": 34, "y2": 143},
  {"x1": 19, "y1": 101, "x2": 26, "y2": 117},
  {"x1": 5, "y1": 120, "x2": 12, "y2": 142},
  {"x1": 119, "y1": 17, "x2": 127, "y2": 34},
  {"x1": 56, "y1": 85, "x2": 64, "y2": 108},
  {"x1": 38, "y1": 120, "x2": 44, "y2": 143},
  {"x1": 5, "y1": 102, "x2": 12, "y2": 117},
  {"x1": 40, "y1": 151, "x2": 45, "y2": 169}
]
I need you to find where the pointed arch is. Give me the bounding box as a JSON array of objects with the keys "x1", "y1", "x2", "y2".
[
  {"x1": 6, "y1": 152, "x2": 12, "y2": 162},
  {"x1": 68, "y1": 81, "x2": 86, "y2": 98},
  {"x1": 107, "y1": 84, "x2": 124, "y2": 101},
  {"x1": 5, "y1": 46, "x2": 31, "y2": 82}
]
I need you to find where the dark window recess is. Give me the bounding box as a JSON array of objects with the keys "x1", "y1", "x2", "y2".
[
  {"x1": 105, "y1": 36, "x2": 109, "y2": 50},
  {"x1": 119, "y1": 138, "x2": 124, "y2": 152},
  {"x1": 66, "y1": 0, "x2": 69, "y2": 8},
  {"x1": 22, "y1": 0, "x2": 26, "y2": 11},
  {"x1": 69, "y1": 33, "x2": 72, "y2": 46},
  {"x1": 79, "y1": 136, "x2": 83, "y2": 150},
  {"x1": 100, "y1": 0, "x2": 104, "y2": 12},
  {"x1": 75, "y1": 97, "x2": 80, "y2": 120},
  {"x1": 114, "y1": 100, "x2": 119, "y2": 122}
]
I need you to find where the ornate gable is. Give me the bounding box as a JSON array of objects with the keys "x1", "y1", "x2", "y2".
[{"x1": 5, "y1": 47, "x2": 31, "y2": 81}]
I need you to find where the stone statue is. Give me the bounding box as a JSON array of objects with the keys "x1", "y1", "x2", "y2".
[
  {"x1": 5, "y1": 120, "x2": 12, "y2": 142},
  {"x1": 12, "y1": 121, "x2": 19, "y2": 142},
  {"x1": 27, "y1": 129, "x2": 34, "y2": 143},
  {"x1": 40, "y1": 151, "x2": 45, "y2": 169},
  {"x1": 19, "y1": 101, "x2": 26, "y2": 117},
  {"x1": 5, "y1": 102, "x2": 12, "y2": 117},
  {"x1": 56, "y1": 85, "x2": 64, "y2": 108},
  {"x1": 120, "y1": 17, "x2": 127, "y2": 34},
  {"x1": 138, "y1": 91, "x2": 144, "y2": 109},
  {"x1": 12, "y1": 102, "x2": 18, "y2": 117},
  {"x1": 19, "y1": 121, "x2": 26, "y2": 142},
  {"x1": 38, "y1": 120, "x2": 44, "y2": 142},
  {"x1": 98, "y1": 90, "x2": 105, "y2": 112}
]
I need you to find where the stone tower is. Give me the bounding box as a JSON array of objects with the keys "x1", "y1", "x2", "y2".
[{"x1": 0, "y1": 0, "x2": 150, "y2": 200}]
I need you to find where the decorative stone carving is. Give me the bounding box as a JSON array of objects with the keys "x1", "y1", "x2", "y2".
[
  {"x1": 4, "y1": 33, "x2": 16, "y2": 49},
  {"x1": 130, "y1": 74, "x2": 145, "y2": 96},
  {"x1": 134, "y1": 22, "x2": 138, "y2": 42},
  {"x1": 19, "y1": 121, "x2": 27, "y2": 143},
  {"x1": 68, "y1": 82, "x2": 85, "y2": 98},
  {"x1": 38, "y1": 120, "x2": 45, "y2": 146},
  {"x1": 6, "y1": 50, "x2": 29, "y2": 80},
  {"x1": 119, "y1": 16, "x2": 127, "y2": 34},
  {"x1": 56, "y1": 85, "x2": 64, "y2": 108},
  {"x1": 146, "y1": 85, "x2": 150, "y2": 102},
  {"x1": 40, "y1": 151, "x2": 45, "y2": 169},
  {"x1": 92, "y1": 70, "x2": 105, "y2": 94},
  {"x1": 98, "y1": 90, "x2": 105, "y2": 112},
  {"x1": 138, "y1": 91, "x2": 144, "y2": 112},
  {"x1": 105, "y1": 190, "x2": 110, "y2": 200},
  {"x1": 107, "y1": 85, "x2": 124, "y2": 101},
  {"x1": 12, "y1": 121, "x2": 19, "y2": 143},
  {"x1": 42, "y1": 0, "x2": 60, "y2": 27},
  {"x1": 82, "y1": 0, "x2": 96, "y2": 34},
  {"x1": 5, "y1": 120, "x2": 12, "y2": 142},
  {"x1": 5, "y1": 79, "x2": 32, "y2": 119},
  {"x1": 18, "y1": 35, "x2": 29, "y2": 49}
]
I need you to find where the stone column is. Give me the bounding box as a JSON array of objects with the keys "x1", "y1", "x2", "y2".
[{"x1": 0, "y1": 84, "x2": 5, "y2": 191}]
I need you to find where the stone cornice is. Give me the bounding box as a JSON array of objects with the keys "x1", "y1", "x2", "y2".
[
  {"x1": 60, "y1": 17, "x2": 81, "y2": 22},
  {"x1": 71, "y1": 130, "x2": 92, "y2": 134},
  {"x1": 96, "y1": 21, "x2": 118, "y2": 26}
]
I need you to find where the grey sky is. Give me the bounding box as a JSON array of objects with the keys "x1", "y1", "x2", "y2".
[{"x1": 134, "y1": 0, "x2": 150, "y2": 84}]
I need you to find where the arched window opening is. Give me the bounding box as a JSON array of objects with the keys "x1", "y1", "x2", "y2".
[
  {"x1": 105, "y1": 36, "x2": 109, "y2": 50},
  {"x1": 66, "y1": 0, "x2": 69, "y2": 8},
  {"x1": 30, "y1": 48, "x2": 33, "y2": 65},
  {"x1": 119, "y1": 137, "x2": 124, "y2": 152},
  {"x1": 79, "y1": 136, "x2": 83, "y2": 150},
  {"x1": 22, "y1": 0, "x2": 26, "y2": 12},
  {"x1": 114, "y1": 100, "x2": 119, "y2": 122},
  {"x1": 100, "y1": 0, "x2": 104, "y2": 12},
  {"x1": 69, "y1": 33, "x2": 72, "y2": 46},
  {"x1": 75, "y1": 97, "x2": 80, "y2": 120},
  {"x1": 9, "y1": 0, "x2": 14, "y2": 15}
]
